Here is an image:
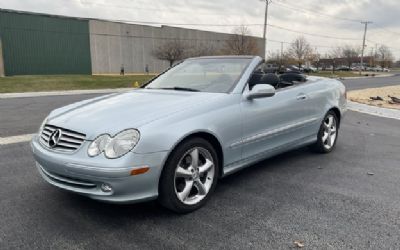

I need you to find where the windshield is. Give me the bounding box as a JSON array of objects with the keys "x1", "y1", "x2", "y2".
[{"x1": 145, "y1": 58, "x2": 252, "y2": 93}]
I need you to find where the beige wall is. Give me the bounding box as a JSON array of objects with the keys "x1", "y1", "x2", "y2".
[{"x1": 89, "y1": 20, "x2": 265, "y2": 74}]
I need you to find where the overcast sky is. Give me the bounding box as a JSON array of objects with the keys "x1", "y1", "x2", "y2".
[{"x1": 1, "y1": 0, "x2": 399, "y2": 59}]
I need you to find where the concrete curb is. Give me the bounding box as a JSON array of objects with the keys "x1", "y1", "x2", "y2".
[
  {"x1": 0, "y1": 88, "x2": 131, "y2": 99},
  {"x1": 347, "y1": 100, "x2": 400, "y2": 120}
]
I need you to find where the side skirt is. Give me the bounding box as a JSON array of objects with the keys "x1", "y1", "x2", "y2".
[{"x1": 222, "y1": 135, "x2": 317, "y2": 177}]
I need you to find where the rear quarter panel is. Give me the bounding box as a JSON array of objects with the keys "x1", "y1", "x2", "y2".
[{"x1": 307, "y1": 76, "x2": 346, "y2": 125}]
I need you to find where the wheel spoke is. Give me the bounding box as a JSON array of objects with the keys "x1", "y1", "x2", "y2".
[
  {"x1": 327, "y1": 134, "x2": 333, "y2": 146},
  {"x1": 322, "y1": 132, "x2": 329, "y2": 142},
  {"x1": 194, "y1": 179, "x2": 207, "y2": 195},
  {"x1": 198, "y1": 159, "x2": 213, "y2": 174},
  {"x1": 190, "y1": 148, "x2": 199, "y2": 169},
  {"x1": 328, "y1": 116, "x2": 334, "y2": 127},
  {"x1": 330, "y1": 126, "x2": 337, "y2": 135},
  {"x1": 178, "y1": 180, "x2": 194, "y2": 201},
  {"x1": 176, "y1": 166, "x2": 192, "y2": 179}
]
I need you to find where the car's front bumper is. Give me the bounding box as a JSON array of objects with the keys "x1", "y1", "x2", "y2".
[{"x1": 31, "y1": 135, "x2": 169, "y2": 203}]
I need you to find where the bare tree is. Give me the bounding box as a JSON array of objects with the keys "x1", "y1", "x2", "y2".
[
  {"x1": 341, "y1": 45, "x2": 360, "y2": 68},
  {"x1": 307, "y1": 49, "x2": 321, "y2": 70},
  {"x1": 330, "y1": 47, "x2": 342, "y2": 59},
  {"x1": 222, "y1": 26, "x2": 259, "y2": 55},
  {"x1": 377, "y1": 45, "x2": 394, "y2": 68},
  {"x1": 288, "y1": 36, "x2": 312, "y2": 69},
  {"x1": 187, "y1": 43, "x2": 219, "y2": 57},
  {"x1": 153, "y1": 40, "x2": 187, "y2": 67},
  {"x1": 266, "y1": 50, "x2": 281, "y2": 64},
  {"x1": 328, "y1": 47, "x2": 342, "y2": 73}
]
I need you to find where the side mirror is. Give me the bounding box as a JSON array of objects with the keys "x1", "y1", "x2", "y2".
[{"x1": 246, "y1": 84, "x2": 276, "y2": 100}]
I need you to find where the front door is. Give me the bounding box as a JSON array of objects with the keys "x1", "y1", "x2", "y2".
[{"x1": 240, "y1": 84, "x2": 312, "y2": 160}]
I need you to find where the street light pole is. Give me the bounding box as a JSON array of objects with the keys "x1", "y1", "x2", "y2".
[
  {"x1": 360, "y1": 21, "x2": 372, "y2": 75},
  {"x1": 262, "y1": 0, "x2": 272, "y2": 59}
]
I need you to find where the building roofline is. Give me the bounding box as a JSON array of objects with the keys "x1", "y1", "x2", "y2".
[{"x1": 0, "y1": 8, "x2": 263, "y2": 40}]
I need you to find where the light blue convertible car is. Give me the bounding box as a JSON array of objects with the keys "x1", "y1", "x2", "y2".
[{"x1": 31, "y1": 56, "x2": 346, "y2": 213}]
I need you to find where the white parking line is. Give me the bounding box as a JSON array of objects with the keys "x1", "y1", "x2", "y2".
[{"x1": 0, "y1": 134, "x2": 34, "y2": 145}]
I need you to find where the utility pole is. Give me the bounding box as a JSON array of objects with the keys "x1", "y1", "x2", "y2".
[
  {"x1": 360, "y1": 21, "x2": 372, "y2": 75},
  {"x1": 262, "y1": 0, "x2": 272, "y2": 59},
  {"x1": 280, "y1": 41, "x2": 283, "y2": 69}
]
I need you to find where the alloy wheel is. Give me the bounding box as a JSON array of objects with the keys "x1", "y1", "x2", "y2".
[
  {"x1": 174, "y1": 147, "x2": 215, "y2": 205},
  {"x1": 322, "y1": 114, "x2": 337, "y2": 150}
]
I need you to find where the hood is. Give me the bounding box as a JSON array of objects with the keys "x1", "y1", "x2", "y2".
[{"x1": 47, "y1": 89, "x2": 223, "y2": 140}]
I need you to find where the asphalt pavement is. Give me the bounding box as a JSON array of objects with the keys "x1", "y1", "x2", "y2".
[
  {"x1": 1, "y1": 110, "x2": 399, "y2": 249},
  {"x1": 0, "y1": 94, "x2": 101, "y2": 137},
  {"x1": 0, "y1": 76, "x2": 400, "y2": 249},
  {"x1": 341, "y1": 72, "x2": 400, "y2": 90}
]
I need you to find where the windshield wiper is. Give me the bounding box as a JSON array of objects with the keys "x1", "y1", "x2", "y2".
[{"x1": 157, "y1": 87, "x2": 200, "y2": 92}]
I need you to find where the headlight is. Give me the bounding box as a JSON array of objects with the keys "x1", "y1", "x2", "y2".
[
  {"x1": 87, "y1": 134, "x2": 111, "y2": 157},
  {"x1": 88, "y1": 129, "x2": 140, "y2": 159}
]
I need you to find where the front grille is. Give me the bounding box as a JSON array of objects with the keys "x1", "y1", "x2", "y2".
[{"x1": 40, "y1": 124, "x2": 86, "y2": 152}]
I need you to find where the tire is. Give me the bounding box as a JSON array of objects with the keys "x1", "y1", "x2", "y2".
[
  {"x1": 310, "y1": 111, "x2": 339, "y2": 153},
  {"x1": 158, "y1": 137, "x2": 219, "y2": 213}
]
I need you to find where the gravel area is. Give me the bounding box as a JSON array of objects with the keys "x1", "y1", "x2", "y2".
[{"x1": 348, "y1": 85, "x2": 400, "y2": 110}]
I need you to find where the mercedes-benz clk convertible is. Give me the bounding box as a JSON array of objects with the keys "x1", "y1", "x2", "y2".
[{"x1": 31, "y1": 56, "x2": 346, "y2": 213}]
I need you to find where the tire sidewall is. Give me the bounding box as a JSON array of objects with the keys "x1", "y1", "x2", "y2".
[{"x1": 159, "y1": 138, "x2": 219, "y2": 213}]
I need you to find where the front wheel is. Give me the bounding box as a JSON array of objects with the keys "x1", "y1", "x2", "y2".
[
  {"x1": 158, "y1": 138, "x2": 219, "y2": 213},
  {"x1": 310, "y1": 111, "x2": 339, "y2": 153}
]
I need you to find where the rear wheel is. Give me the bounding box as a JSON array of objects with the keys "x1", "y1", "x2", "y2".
[
  {"x1": 311, "y1": 111, "x2": 339, "y2": 153},
  {"x1": 159, "y1": 138, "x2": 219, "y2": 213}
]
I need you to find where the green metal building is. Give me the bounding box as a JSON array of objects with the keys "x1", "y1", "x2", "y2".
[{"x1": 0, "y1": 9, "x2": 92, "y2": 75}]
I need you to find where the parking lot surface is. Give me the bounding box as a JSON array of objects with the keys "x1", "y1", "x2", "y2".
[
  {"x1": 1, "y1": 76, "x2": 400, "y2": 249},
  {"x1": 1, "y1": 103, "x2": 400, "y2": 248},
  {"x1": 342, "y1": 73, "x2": 400, "y2": 90}
]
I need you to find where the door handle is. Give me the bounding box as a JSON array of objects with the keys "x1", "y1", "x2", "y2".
[{"x1": 296, "y1": 94, "x2": 307, "y2": 100}]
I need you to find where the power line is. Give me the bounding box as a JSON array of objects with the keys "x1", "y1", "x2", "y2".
[
  {"x1": 371, "y1": 23, "x2": 400, "y2": 37},
  {"x1": 75, "y1": 0, "x2": 242, "y2": 17},
  {"x1": 266, "y1": 38, "x2": 336, "y2": 49},
  {"x1": 273, "y1": 1, "x2": 364, "y2": 23},
  {"x1": 49, "y1": 1, "x2": 363, "y2": 42},
  {"x1": 367, "y1": 39, "x2": 400, "y2": 51},
  {"x1": 267, "y1": 23, "x2": 360, "y2": 41},
  {"x1": 109, "y1": 18, "x2": 361, "y2": 41},
  {"x1": 50, "y1": 0, "x2": 400, "y2": 57}
]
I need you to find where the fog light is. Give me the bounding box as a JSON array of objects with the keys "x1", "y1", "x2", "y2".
[{"x1": 100, "y1": 183, "x2": 113, "y2": 193}]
